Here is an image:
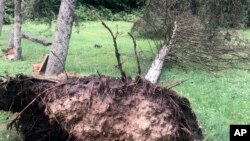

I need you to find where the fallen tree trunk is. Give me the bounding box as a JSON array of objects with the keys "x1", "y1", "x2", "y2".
[
  {"x1": 145, "y1": 21, "x2": 178, "y2": 84},
  {"x1": 7, "y1": 28, "x2": 51, "y2": 48},
  {"x1": 22, "y1": 32, "x2": 52, "y2": 46},
  {"x1": 0, "y1": 75, "x2": 203, "y2": 141}
]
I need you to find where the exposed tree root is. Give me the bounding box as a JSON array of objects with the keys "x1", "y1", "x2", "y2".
[{"x1": 0, "y1": 75, "x2": 203, "y2": 141}]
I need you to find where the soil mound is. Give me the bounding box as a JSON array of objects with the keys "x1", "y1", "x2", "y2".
[{"x1": 0, "y1": 75, "x2": 203, "y2": 141}]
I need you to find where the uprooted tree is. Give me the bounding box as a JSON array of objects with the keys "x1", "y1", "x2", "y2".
[
  {"x1": 137, "y1": 0, "x2": 190, "y2": 83},
  {"x1": 145, "y1": 21, "x2": 177, "y2": 83},
  {"x1": 0, "y1": 74, "x2": 203, "y2": 141},
  {"x1": 132, "y1": 0, "x2": 250, "y2": 83}
]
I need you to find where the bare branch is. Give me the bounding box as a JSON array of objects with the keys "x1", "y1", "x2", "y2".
[
  {"x1": 128, "y1": 32, "x2": 141, "y2": 75},
  {"x1": 167, "y1": 79, "x2": 189, "y2": 89},
  {"x1": 100, "y1": 20, "x2": 126, "y2": 82}
]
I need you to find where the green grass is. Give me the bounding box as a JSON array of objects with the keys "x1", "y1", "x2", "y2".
[
  {"x1": 0, "y1": 22, "x2": 154, "y2": 76},
  {"x1": 241, "y1": 28, "x2": 250, "y2": 38},
  {"x1": 1, "y1": 22, "x2": 250, "y2": 141},
  {"x1": 0, "y1": 112, "x2": 19, "y2": 141},
  {"x1": 160, "y1": 68, "x2": 250, "y2": 141}
]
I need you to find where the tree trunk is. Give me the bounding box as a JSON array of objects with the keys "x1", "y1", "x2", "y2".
[
  {"x1": 145, "y1": 21, "x2": 177, "y2": 84},
  {"x1": 0, "y1": 0, "x2": 5, "y2": 36},
  {"x1": 13, "y1": 0, "x2": 22, "y2": 60},
  {"x1": 8, "y1": 27, "x2": 14, "y2": 48},
  {"x1": 45, "y1": 0, "x2": 77, "y2": 77}
]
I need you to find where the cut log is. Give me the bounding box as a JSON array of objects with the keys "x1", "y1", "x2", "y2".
[
  {"x1": 8, "y1": 29, "x2": 51, "y2": 47},
  {"x1": 145, "y1": 21, "x2": 178, "y2": 84},
  {"x1": 22, "y1": 33, "x2": 52, "y2": 46}
]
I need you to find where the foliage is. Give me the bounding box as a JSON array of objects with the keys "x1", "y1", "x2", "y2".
[
  {"x1": 198, "y1": 0, "x2": 249, "y2": 28},
  {"x1": 244, "y1": 0, "x2": 250, "y2": 26},
  {"x1": 78, "y1": 0, "x2": 145, "y2": 11},
  {"x1": 2, "y1": 0, "x2": 143, "y2": 25},
  {"x1": 22, "y1": 0, "x2": 57, "y2": 24},
  {"x1": 75, "y1": 5, "x2": 142, "y2": 22},
  {"x1": 3, "y1": 0, "x2": 13, "y2": 25},
  {"x1": 75, "y1": 5, "x2": 97, "y2": 21},
  {"x1": 170, "y1": 13, "x2": 250, "y2": 71},
  {"x1": 131, "y1": 0, "x2": 250, "y2": 71},
  {"x1": 132, "y1": 0, "x2": 250, "y2": 38},
  {"x1": 131, "y1": 0, "x2": 191, "y2": 38},
  {"x1": 3, "y1": 0, "x2": 57, "y2": 24}
]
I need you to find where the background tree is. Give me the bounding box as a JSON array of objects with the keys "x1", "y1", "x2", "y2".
[
  {"x1": 80, "y1": 0, "x2": 145, "y2": 11},
  {"x1": 22, "y1": 0, "x2": 58, "y2": 24},
  {"x1": 2, "y1": 0, "x2": 14, "y2": 25},
  {"x1": 0, "y1": 0, "x2": 5, "y2": 35},
  {"x1": 45, "y1": 0, "x2": 77, "y2": 77},
  {"x1": 13, "y1": 0, "x2": 22, "y2": 60}
]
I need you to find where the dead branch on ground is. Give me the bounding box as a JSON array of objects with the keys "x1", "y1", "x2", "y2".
[{"x1": 22, "y1": 33, "x2": 52, "y2": 46}]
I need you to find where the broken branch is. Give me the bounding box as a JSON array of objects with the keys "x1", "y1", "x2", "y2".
[{"x1": 167, "y1": 79, "x2": 189, "y2": 89}]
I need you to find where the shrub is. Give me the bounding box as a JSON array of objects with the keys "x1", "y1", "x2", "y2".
[
  {"x1": 75, "y1": 5, "x2": 142, "y2": 22},
  {"x1": 3, "y1": 0, "x2": 13, "y2": 25}
]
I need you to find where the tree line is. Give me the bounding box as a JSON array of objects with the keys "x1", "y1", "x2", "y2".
[{"x1": 2, "y1": 0, "x2": 145, "y2": 24}]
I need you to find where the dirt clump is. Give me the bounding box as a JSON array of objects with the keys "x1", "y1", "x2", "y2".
[{"x1": 0, "y1": 75, "x2": 203, "y2": 141}]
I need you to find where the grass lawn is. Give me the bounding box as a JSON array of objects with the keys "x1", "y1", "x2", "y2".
[{"x1": 0, "y1": 21, "x2": 250, "y2": 141}]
